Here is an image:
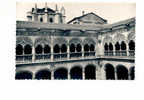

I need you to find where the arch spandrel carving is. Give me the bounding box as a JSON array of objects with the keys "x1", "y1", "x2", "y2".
[
  {"x1": 16, "y1": 36, "x2": 33, "y2": 46},
  {"x1": 34, "y1": 37, "x2": 51, "y2": 47},
  {"x1": 102, "y1": 35, "x2": 112, "y2": 45},
  {"x1": 69, "y1": 38, "x2": 82, "y2": 45},
  {"x1": 54, "y1": 38, "x2": 68, "y2": 46},
  {"x1": 113, "y1": 33, "x2": 126, "y2": 44},
  {"x1": 128, "y1": 32, "x2": 135, "y2": 42},
  {"x1": 83, "y1": 38, "x2": 96, "y2": 45}
]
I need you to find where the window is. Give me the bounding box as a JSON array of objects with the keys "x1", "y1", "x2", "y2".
[
  {"x1": 40, "y1": 17, "x2": 43, "y2": 22},
  {"x1": 49, "y1": 18, "x2": 53, "y2": 23}
]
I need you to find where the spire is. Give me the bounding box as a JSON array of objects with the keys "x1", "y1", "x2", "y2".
[
  {"x1": 33, "y1": 3, "x2": 37, "y2": 13},
  {"x1": 60, "y1": 6, "x2": 65, "y2": 16},
  {"x1": 35, "y1": 3, "x2": 37, "y2": 9},
  {"x1": 55, "y1": 4, "x2": 58, "y2": 13},
  {"x1": 45, "y1": 2, "x2": 48, "y2": 12}
]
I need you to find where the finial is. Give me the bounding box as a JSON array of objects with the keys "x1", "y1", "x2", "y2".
[
  {"x1": 55, "y1": 4, "x2": 58, "y2": 11},
  {"x1": 35, "y1": 3, "x2": 37, "y2": 9}
]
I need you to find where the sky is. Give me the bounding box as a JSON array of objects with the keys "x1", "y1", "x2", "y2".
[{"x1": 16, "y1": 2, "x2": 136, "y2": 24}]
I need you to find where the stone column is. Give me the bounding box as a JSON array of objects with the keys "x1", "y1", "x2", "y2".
[
  {"x1": 128, "y1": 70, "x2": 131, "y2": 80},
  {"x1": 32, "y1": 45, "x2": 35, "y2": 62},
  {"x1": 67, "y1": 40, "x2": 70, "y2": 59},
  {"x1": 82, "y1": 45, "x2": 84, "y2": 58},
  {"x1": 96, "y1": 66, "x2": 100, "y2": 80},
  {"x1": 126, "y1": 43, "x2": 129, "y2": 56},
  {"x1": 114, "y1": 69, "x2": 118, "y2": 80},
  {"x1": 82, "y1": 68, "x2": 85, "y2": 80},
  {"x1": 51, "y1": 70, "x2": 54, "y2": 80},
  {"x1": 68, "y1": 68, "x2": 70, "y2": 80},
  {"x1": 32, "y1": 72, "x2": 35, "y2": 80},
  {"x1": 101, "y1": 66, "x2": 106, "y2": 80},
  {"x1": 51, "y1": 35, "x2": 54, "y2": 61}
]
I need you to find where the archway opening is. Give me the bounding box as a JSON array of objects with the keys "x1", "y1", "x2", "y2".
[
  {"x1": 70, "y1": 44, "x2": 75, "y2": 52},
  {"x1": 70, "y1": 66, "x2": 82, "y2": 80},
  {"x1": 129, "y1": 40, "x2": 135, "y2": 56},
  {"x1": 90, "y1": 44, "x2": 95, "y2": 51},
  {"x1": 130, "y1": 67, "x2": 135, "y2": 80},
  {"x1": 121, "y1": 41, "x2": 127, "y2": 56},
  {"x1": 44, "y1": 45, "x2": 51, "y2": 54},
  {"x1": 129, "y1": 40, "x2": 135, "y2": 50},
  {"x1": 84, "y1": 44, "x2": 89, "y2": 56},
  {"x1": 116, "y1": 65, "x2": 128, "y2": 80},
  {"x1": 109, "y1": 43, "x2": 113, "y2": 56},
  {"x1": 16, "y1": 44, "x2": 23, "y2": 55},
  {"x1": 35, "y1": 45, "x2": 43, "y2": 54},
  {"x1": 24, "y1": 44, "x2": 32, "y2": 54},
  {"x1": 61, "y1": 44, "x2": 67, "y2": 53},
  {"x1": 54, "y1": 68, "x2": 68, "y2": 80},
  {"x1": 85, "y1": 65, "x2": 96, "y2": 80},
  {"x1": 76, "y1": 44, "x2": 82, "y2": 52},
  {"x1": 15, "y1": 71, "x2": 32, "y2": 80},
  {"x1": 35, "y1": 70, "x2": 51, "y2": 80},
  {"x1": 84, "y1": 44, "x2": 89, "y2": 52},
  {"x1": 104, "y1": 43, "x2": 108, "y2": 56},
  {"x1": 54, "y1": 44, "x2": 60, "y2": 53},
  {"x1": 105, "y1": 64, "x2": 115, "y2": 80},
  {"x1": 115, "y1": 42, "x2": 120, "y2": 56}
]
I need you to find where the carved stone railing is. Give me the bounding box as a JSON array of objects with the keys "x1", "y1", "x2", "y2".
[{"x1": 35, "y1": 54, "x2": 51, "y2": 60}]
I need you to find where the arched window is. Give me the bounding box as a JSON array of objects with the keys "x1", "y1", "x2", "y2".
[
  {"x1": 35, "y1": 70, "x2": 51, "y2": 80},
  {"x1": 76, "y1": 44, "x2": 82, "y2": 52},
  {"x1": 104, "y1": 43, "x2": 108, "y2": 51},
  {"x1": 85, "y1": 65, "x2": 96, "y2": 80},
  {"x1": 130, "y1": 67, "x2": 135, "y2": 80},
  {"x1": 54, "y1": 68, "x2": 68, "y2": 80},
  {"x1": 116, "y1": 65, "x2": 128, "y2": 80},
  {"x1": 70, "y1": 44, "x2": 75, "y2": 52},
  {"x1": 61, "y1": 44, "x2": 67, "y2": 53},
  {"x1": 84, "y1": 44, "x2": 89, "y2": 52},
  {"x1": 35, "y1": 45, "x2": 43, "y2": 54},
  {"x1": 24, "y1": 44, "x2": 32, "y2": 54},
  {"x1": 70, "y1": 66, "x2": 82, "y2": 80},
  {"x1": 115, "y1": 42, "x2": 120, "y2": 51},
  {"x1": 40, "y1": 17, "x2": 43, "y2": 22},
  {"x1": 49, "y1": 18, "x2": 53, "y2": 23},
  {"x1": 121, "y1": 41, "x2": 127, "y2": 50},
  {"x1": 90, "y1": 44, "x2": 95, "y2": 51},
  {"x1": 105, "y1": 64, "x2": 115, "y2": 80},
  {"x1": 54, "y1": 44, "x2": 60, "y2": 53},
  {"x1": 129, "y1": 40, "x2": 135, "y2": 50},
  {"x1": 109, "y1": 43, "x2": 113, "y2": 51},
  {"x1": 15, "y1": 71, "x2": 32, "y2": 80},
  {"x1": 44, "y1": 45, "x2": 51, "y2": 54},
  {"x1": 16, "y1": 44, "x2": 23, "y2": 55}
]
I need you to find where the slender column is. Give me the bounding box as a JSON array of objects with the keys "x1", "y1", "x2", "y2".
[
  {"x1": 67, "y1": 40, "x2": 70, "y2": 59},
  {"x1": 82, "y1": 45, "x2": 84, "y2": 58},
  {"x1": 68, "y1": 68, "x2": 70, "y2": 80},
  {"x1": 128, "y1": 70, "x2": 131, "y2": 80},
  {"x1": 126, "y1": 43, "x2": 129, "y2": 56},
  {"x1": 51, "y1": 70, "x2": 54, "y2": 80},
  {"x1": 32, "y1": 72, "x2": 35, "y2": 80},
  {"x1": 82, "y1": 68, "x2": 85, "y2": 80},
  {"x1": 32, "y1": 45, "x2": 35, "y2": 62},
  {"x1": 51, "y1": 35, "x2": 54, "y2": 61},
  {"x1": 115, "y1": 69, "x2": 118, "y2": 80}
]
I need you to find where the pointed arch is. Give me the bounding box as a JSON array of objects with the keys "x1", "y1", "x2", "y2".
[
  {"x1": 105, "y1": 64, "x2": 115, "y2": 80},
  {"x1": 15, "y1": 71, "x2": 32, "y2": 80},
  {"x1": 54, "y1": 67, "x2": 68, "y2": 80},
  {"x1": 85, "y1": 64, "x2": 96, "y2": 80},
  {"x1": 116, "y1": 65, "x2": 128, "y2": 80},
  {"x1": 35, "y1": 69, "x2": 51, "y2": 80}
]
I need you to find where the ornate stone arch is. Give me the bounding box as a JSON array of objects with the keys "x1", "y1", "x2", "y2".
[
  {"x1": 69, "y1": 38, "x2": 82, "y2": 45},
  {"x1": 83, "y1": 38, "x2": 96, "y2": 45},
  {"x1": 113, "y1": 33, "x2": 126, "y2": 44},
  {"x1": 128, "y1": 32, "x2": 135, "y2": 42},
  {"x1": 102, "y1": 35, "x2": 112, "y2": 45},
  {"x1": 16, "y1": 36, "x2": 33, "y2": 46},
  {"x1": 34, "y1": 37, "x2": 51, "y2": 47},
  {"x1": 54, "y1": 38, "x2": 68, "y2": 46}
]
